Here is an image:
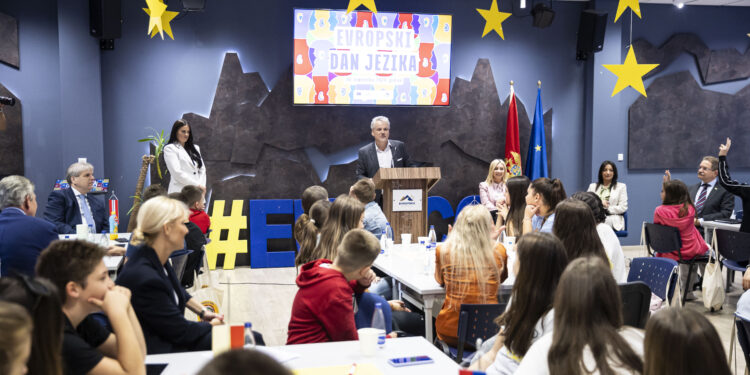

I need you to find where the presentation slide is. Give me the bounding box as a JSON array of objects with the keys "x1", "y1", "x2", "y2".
[{"x1": 293, "y1": 9, "x2": 452, "y2": 106}]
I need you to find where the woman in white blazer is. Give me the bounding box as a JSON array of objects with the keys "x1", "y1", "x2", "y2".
[
  {"x1": 587, "y1": 161, "x2": 628, "y2": 231},
  {"x1": 163, "y1": 119, "x2": 206, "y2": 194}
]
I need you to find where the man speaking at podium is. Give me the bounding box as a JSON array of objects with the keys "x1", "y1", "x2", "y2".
[{"x1": 356, "y1": 116, "x2": 414, "y2": 181}]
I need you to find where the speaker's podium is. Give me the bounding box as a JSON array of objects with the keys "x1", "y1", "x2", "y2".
[{"x1": 372, "y1": 167, "x2": 441, "y2": 243}]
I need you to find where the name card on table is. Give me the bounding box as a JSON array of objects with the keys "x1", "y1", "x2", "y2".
[{"x1": 392, "y1": 189, "x2": 422, "y2": 212}]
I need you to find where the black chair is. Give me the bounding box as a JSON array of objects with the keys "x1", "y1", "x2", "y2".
[
  {"x1": 736, "y1": 313, "x2": 750, "y2": 366},
  {"x1": 436, "y1": 302, "x2": 507, "y2": 363},
  {"x1": 618, "y1": 282, "x2": 651, "y2": 329},
  {"x1": 627, "y1": 257, "x2": 678, "y2": 302},
  {"x1": 614, "y1": 211, "x2": 628, "y2": 238},
  {"x1": 715, "y1": 229, "x2": 750, "y2": 292},
  {"x1": 644, "y1": 223, "x2": 709, "y2": 306}
]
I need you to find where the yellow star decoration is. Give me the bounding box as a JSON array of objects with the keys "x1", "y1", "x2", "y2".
[
  {"x1": 535, "y1": 145, "x2": 542, "y2": 152},
  {"x1": 476, "y1": 0, "x2": 512, "y2": 39},
  {"x1": 603, "y1": 46, "x2": 659, "y2": 97},
  {"x1": 346, "y1": 0, "x2": 377, "y2": 14},
  {"x1": 143, "y1": 0, "x2": 179, "y2": 40},
  {"x1": 614, "y1": 0, "x2": 641, "y2": 23}
]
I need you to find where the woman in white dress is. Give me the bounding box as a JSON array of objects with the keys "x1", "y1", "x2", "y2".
[
  {"x1": 163, "y1": 119, "x2": 206, "y2": 194},
  {"x1": 588, "y1": 161, "x2": 628, "y2": 231}
]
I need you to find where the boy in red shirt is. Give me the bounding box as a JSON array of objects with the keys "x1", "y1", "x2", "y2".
[
  {"x1": 182, "y1": 185, "x2": 210, "y2": 234},
  {"x1": 287, "y1": 229, "x2": 380, "y2": 344}
]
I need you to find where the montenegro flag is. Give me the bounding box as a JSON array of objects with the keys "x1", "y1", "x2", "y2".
[{"x1": 505, "y1": 85, "x2": 522, "y2": 177}]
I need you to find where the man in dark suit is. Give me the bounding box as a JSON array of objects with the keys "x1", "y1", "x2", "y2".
[
  {"x1": 44, "y1": 162, "x2": 109, "y2": 234},
  {"x1": 356, "y1": 115, "x2": 414, "y2": 180},
  {"x1": 0, "y1": 175, "x2": 58, "y2": 276},
  {"x1": 689, "y1": 156, "x2": 734, "y2": 235}
]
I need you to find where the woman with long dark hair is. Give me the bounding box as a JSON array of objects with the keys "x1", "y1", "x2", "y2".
[
  {"x1": 516, "y1": 257, "x2": 644, "y2": 374},
  {"x1": 522, "y1": 178, "x2": 566, "y2": 234},
  {"x1": 311, "y1": 195, "x2": 364, "y2": 262},
  {"x1": 587, "y1": 161, "x2": 628, "y2": 231},
  {"x1": 471, "y1": 233, "x2": 568, "y2": 374},
  {"x1": 164, "y1": 119, "x2": 206, "y2": 194},
  {"x1": 496, "y1": 175, "x2": 530, "y2": 238},
  {"x1": 552, "y1": 199, "x2": 609, "y2": 265},
  {"x1": 571, "y1": 192, "x2": 627, "y2": 282}
]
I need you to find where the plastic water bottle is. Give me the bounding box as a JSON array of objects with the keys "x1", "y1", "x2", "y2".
[
  {"x1": 109, "y1": 210, "x2": 118, "y2": 236},
  {"x1": 371, "y1": 302, "x2": 386, "y2": 349},
  {"x1": 243, "y1": 322, "x2": 256, "y2": 349},
  {"x1": 380, "y1": 229, "x2": 387, "y2": 255},
  {"x1": 428, "y1": 225, "x2": 437, "y2": 245},
  {"x1": 385, "y1": 223, "x2": 394, "y2": 244}
]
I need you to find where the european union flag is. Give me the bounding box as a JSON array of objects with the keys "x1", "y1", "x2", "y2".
[{"x1": 525, "y1": 87, "x2": 548, "y2": 180}]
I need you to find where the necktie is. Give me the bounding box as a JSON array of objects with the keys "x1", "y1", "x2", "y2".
[
  {"x1": 695, "y1": 184, "x2": 709, "y2": 214},
  {"x1": 78, "y1": 194, "x2": 96, "y2": 232}
]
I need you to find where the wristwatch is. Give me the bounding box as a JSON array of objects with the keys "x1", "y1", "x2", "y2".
[{"x1": 198, "y1": 309, "x2": 206, "y2": 319}]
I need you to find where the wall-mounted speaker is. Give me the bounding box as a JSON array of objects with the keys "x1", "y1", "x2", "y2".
[
  {"x1": 182, "y1": 0, "x2": 205, "y2": 11},
  {"x1": 531, "y1": 4, "x2": 555, "y2": 28},
  {"x1": 576, "y1": 10, "x2": 608, "y2": 61},
  {"x1": 89, "y1": 0, "x2": 121, "y2": 40}
]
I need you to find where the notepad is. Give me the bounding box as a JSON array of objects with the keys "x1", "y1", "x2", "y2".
[{"x1": 293, "y1": 363, "x2": 382, "y2": 375}]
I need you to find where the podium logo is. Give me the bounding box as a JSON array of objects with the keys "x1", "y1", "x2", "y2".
[{"x1": 399, "y1": 195, "x2": 414, "y2": 203}]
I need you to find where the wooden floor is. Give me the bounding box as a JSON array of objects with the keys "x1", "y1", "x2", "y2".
[{"x1": 209, "y1": 246, "x2": 747, "y2": 373}]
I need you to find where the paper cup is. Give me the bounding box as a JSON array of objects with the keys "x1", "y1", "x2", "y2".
[
  {"x1": 76, "y1": 224, "x2": 90, "y2": 240},
  {"x1": 401, "y1": 233, "x2": 412, "y2": 244},
  {"x1": 211, "y1": 325, "x2": 231, "y2": 357},
  {"x1": 358, "y1": 328, "x2": 380, "y2": 356}
]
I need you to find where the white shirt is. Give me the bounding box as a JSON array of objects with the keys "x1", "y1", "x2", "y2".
[
  {"x1": 72, "y1": 187, "x2": 94, "y2": 230},
  {"x1": 516, "y1": 327, "x2": 644, "y2": 375},
  {"x1": 375, "y1": 142, "x2": 393, "y2": 170},
  {"x1": 597, "y1": 223, "x2": 628, "y2": 283},
  {"x1": 487, "y1": 310, "x2": 554, "y2": 375}
]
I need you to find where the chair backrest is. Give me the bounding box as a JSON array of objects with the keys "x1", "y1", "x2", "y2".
[
  {"x1": 627, "y1": 257, "x2": 678, "y2": 301},
  {"x1": 715, "y1": 229, "x2": 750, "y2": 263},
  {"x1": 169, "y1": 249, "x2": 194, "y2": 282},
  {"x1": 618, "y1": 281, "x2": 651, "y2": 329},
  {"x1": 615, "y1": 211, "x2": 628, "y2": 237},
  {"x1": 456, "y1": 303, "x2": 507, "y2": 361},
  {"x1": 454, "y1": 195, "x2": 481, "y2": 222},
  {"x1": 644, "y1": 223, "x2": 683, "y2": 260},
  {"x1": 736, "y1": 314, "x2": 750, "y2": 366}
]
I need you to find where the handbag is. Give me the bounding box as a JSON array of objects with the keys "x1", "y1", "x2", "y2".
[
  {"x1": 702, "y1": 229, "x2": 725, "y2": 311},
  {"x1": 185, "y1": 246, "x2": 225, "y2": 321}
]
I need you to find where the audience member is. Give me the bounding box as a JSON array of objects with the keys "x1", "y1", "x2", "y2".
[
  {"x1": 523, "y1": 178, "x2": 566, "y2": 233},
  {"x1": 294, "y1": 200, "x2": 331, "y2": 267},
  {"x1": 287, "y1": 229, "x2": 380, "y2": 344},
  {"x1": 44, "y1": 161, "x2": 109, "y2": 234},
  {"x1": 117, "y1": 197, "x2": 236, "y2": 354},
  {"x1": 350, "y1": 178, "x2": 387, "y2": 237},
  {"x1": 552, "y1": 199, "x2": 609, "y2": 265},
  {"x1": 311, "y1": 195, "x2": 364, "y2": 262},
  {"x1": 169, "y1": 191, "x2": 208, "y2": 288},
  {"x1": 688, "y1": 156, "x2": 734, "y2": 236},
  {"x1": 571, "y1": 192, "x2": 627, "y2": 282},
  {"x1": 0, "y1": 300, "x2": 32, "y2": 375},
  {"x1": 644, "y1": 307, "x2": 730, "y2": 375},
  {"x1": 197, "y1": 349, "x2": 292, "y2": 375},
  {"x1": 718, "y1": 137, "x2": 749, "y2": 233},
  {"x1": 163, "y1": 119, "x2": 206, "y2": 194},
  {"x1": 471, "y1": 233, "x2": 568, "y2": 374},
  {"x1": 655, "y1": 179, "x2": 709, "y2": 298},
  {"x1": 496, "y1": 175, "x2": 530, "y2": 237},
  {"x1": 0, "y1": 276, "x2": 64, "y2": 375},
  {"x1": 182, "y1": 185, "x2": 210, "y2": 234},
  {"x1": 435, "y1": 205, "x2": 506, "y2": 346},
  {"x1": 516, "y1": 257, "x2": 644, "y2": 374},
  {"x1": 0, "y1": 175, "x2": 58, "y2": 276},
  {"x1": 587, "y1": 161, "x2": 628, "y2": 231},
  {"x1": 36, "y1": 240, "x2": 146, "y2": 374},
  {"x1": 479, "y1": 159, "x2": 508, "y2": 223},
  {"x1": 293, "y1": 185, "x2": 329, "y2": 263}
]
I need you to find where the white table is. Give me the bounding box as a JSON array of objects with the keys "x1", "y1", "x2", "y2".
[
  {"x1": 58, "y1": 233, "x2": 130, "y2": 272},
  {"x1": 372, "y1": 244, "x2": 445, "y2": 343},
  {"x1": 702, "y1": 221, "x2": 741, "y2": 243},
  {"x1": 145, "y1": 336, "x2": 459, "y2": 375}
]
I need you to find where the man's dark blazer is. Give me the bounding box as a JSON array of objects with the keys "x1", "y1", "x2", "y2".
[
  {"x1": 44, "y1": 188, "x2": 109, "y2": 234},
  {"x1": 688, "y1": 181, "x2": 735, "y2": 221},
  {"x1": 356, "y1": 140, "x2": 413, "y2": 180},
  {"x1": 116, "y1": 245, "x2": 211, "y2": 354},
  {"x1": 0, "y1": 208, "x2": 58, "y2": 276}
]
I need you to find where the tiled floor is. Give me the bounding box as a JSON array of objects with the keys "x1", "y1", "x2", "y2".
[{"x1": 210, "y1": 246, "x2": 747, "y2": 373}]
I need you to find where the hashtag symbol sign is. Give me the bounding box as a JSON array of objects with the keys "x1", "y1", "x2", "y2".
[{"x1": 205, "y1": 200, "x2": 247, "y2": 270}]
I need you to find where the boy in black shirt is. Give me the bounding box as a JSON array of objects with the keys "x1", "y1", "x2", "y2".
[{"x1": 36, "y1": 240, "x2": 146, "y2": 375}]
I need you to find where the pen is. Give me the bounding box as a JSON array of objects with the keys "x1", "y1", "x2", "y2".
[{"x1": 347, "y1": 363, "x2": 357, "y2": 375}]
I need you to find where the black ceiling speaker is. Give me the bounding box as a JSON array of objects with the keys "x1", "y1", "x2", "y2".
[
  {"x1": 531, "y1": 4, "x2": 555, "y2": 28},
  {"x1": 182, "y1": 0, "x2": 205, "y2": 11},
  {"x1": 89, "y1": 0, "x2": 121, "y2": 40}
]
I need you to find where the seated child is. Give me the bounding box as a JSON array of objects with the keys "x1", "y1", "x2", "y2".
[
  {"x1": 287, "y1": 229, "x2": 380, "y2": 344},
  {"x1": 197, "y1": 349, "x2": 292, "y2": 375},
  {"x1": 36, "y1": 240, "x2": 146, "y2": 375},
  {"x1": 182, "y1": 185, "x2": 210, "y2": 234}
]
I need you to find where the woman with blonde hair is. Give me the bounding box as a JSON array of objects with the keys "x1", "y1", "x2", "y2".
[
  {"x1": 0, "y1": 301, "x2": 33, "y2": 375},
  {"x1": 479, "y1": 159, "x2": 508, "y2": 223},
  {"x1": 311, "y1": 195, "x2": 364, "y2": 262},
  {"x1": 434, "y1": 204, "x2": 506, "y2": 346},
  {"x1": 117, "y1": 196, "x2": 245, "y2": 354}
]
